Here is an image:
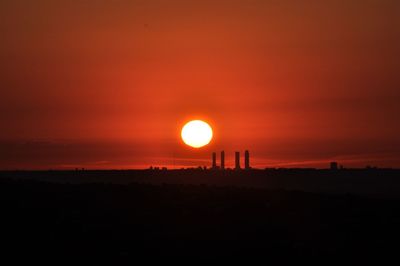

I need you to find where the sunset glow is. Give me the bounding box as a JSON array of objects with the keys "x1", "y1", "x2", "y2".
[{"x1": 0, "y1": 0, "x2": 399, "y2": 169}]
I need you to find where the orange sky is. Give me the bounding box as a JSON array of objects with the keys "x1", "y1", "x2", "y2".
[{"x1": 1, "y1": 0, "x2": 399, "y2": 169}]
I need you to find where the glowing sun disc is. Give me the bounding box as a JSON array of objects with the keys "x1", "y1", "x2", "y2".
[{"x1": 181, "y1": 120, "x2": 213, "y2": 148}]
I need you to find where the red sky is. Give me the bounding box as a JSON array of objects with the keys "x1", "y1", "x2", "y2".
[{"x1": 1, "y1": 0, "x2": 399, "y2": 169}]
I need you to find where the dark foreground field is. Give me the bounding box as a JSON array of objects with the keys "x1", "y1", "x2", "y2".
[{"x1": 1, "y1": 172, "x2": 400, "y2": 263}]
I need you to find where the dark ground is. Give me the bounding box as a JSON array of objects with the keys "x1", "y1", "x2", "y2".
[{"x1": 1, "y1": 169, "x2": 400, "y2": 262}]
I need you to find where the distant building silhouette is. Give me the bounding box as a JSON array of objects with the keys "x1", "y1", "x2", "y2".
[
  {"x1": 235, "y1": 151, "x2": 241, "y2": 170},
  {"x1": 221, "y1": 151, "x2": 225, "y2": 170},
  {"x1": 330, "y1": 162, "x2": 338, "y2": 170},
  {"x1": 212, "y1": 152, "x2": 217, "y2": 169},
  {"x1": 245, "y1": 150, "x2": 250, "y2": 170}
]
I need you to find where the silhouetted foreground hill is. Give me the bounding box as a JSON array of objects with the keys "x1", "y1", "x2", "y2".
[
  {"x1": 2, "y1": 168, "x2": 400, "y2": 197},
  {"x1": 1, "y1": 175, "x2": 400, "y2": 262}
]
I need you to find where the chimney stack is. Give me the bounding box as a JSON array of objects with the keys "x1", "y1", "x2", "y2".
[
  {"x1": 221, "y1": 151, "x2": 225, "y2": 170},
  {"x1": 245, "y1": 150, "x2": 250, "y2": 170},
  {"x1": 235, "y1": 151, "x2": 241, "y2": 170}
]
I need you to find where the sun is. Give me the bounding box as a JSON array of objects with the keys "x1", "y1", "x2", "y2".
[{"x1": 181, "y1": 120, "x2": 213, "y2": 148}]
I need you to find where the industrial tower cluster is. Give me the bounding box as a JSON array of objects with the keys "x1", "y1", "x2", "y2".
[{"x1": 212, "y1": 150, "x2": 251, "y2": 170}]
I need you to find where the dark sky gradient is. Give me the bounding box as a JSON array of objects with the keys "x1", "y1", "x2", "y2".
[{"x1": 1, "y1": 0, "x2": 399, "y2": 169}]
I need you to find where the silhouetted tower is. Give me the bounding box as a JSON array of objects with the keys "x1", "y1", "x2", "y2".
[
  {"x1": 245, "y1": 150, "x2": 250, "y2": 170},
  {"x1": 212, "y1": 152, "x2": 217, "y2": 169},
  {"x1": 330, "y1": 162, "x2": 338, "y2": 170},
  {"x1": 221, "y1": 151, "x2": 225, "y2": 170},
  {"x1": 235, "y1": 151, "x2": 241, "y2": 170}
]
